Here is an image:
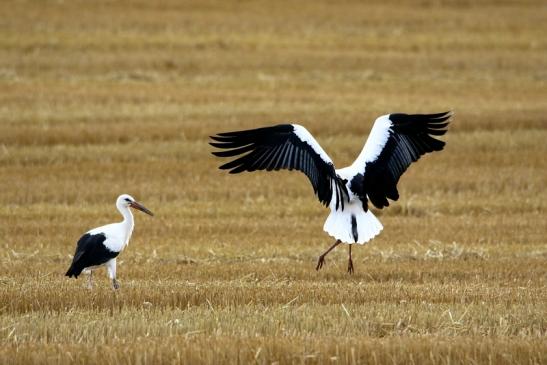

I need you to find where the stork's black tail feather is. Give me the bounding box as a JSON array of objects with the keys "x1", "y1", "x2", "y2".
[{"x1": 65, "y1": 265, "x2": 82, "y2": 278}]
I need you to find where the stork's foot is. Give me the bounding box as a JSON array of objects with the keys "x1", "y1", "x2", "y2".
[
  {"x1": 112, "y1": 279, "x2": 120, "y2": 290},
  {"x1": 316, "y1": 239, "x2": 341, "y2": 271},
  {"x1": 347, "y1": 257, "x2": 354, "y2": 274},
  {"x1": 316, "y1": 255, "x2": 327, "y2": 271}
]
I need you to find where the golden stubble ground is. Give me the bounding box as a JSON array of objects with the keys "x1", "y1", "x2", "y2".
[{"x1": 0, "y1": 1, "x2": 546, "y2": 364}]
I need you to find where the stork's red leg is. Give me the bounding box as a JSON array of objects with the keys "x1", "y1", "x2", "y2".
[
  {"x1": 347, "y1": 245, "x2": 354, "y2": 274},
  {"x1": 316, "y1": 240, "x2": 341, "y2": 271}
]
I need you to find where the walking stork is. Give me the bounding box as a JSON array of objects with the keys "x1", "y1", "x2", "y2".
[
  {"x1": 210, "y1": 112, "x2": 451, "y2": 273},
  {"x1": 65, "y1": 194, "x2": 153, "y2": 289}
]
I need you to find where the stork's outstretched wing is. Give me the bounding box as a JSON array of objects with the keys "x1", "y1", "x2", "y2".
[
  {"x1": 210, "y1": 124, "x2": 348, "y2": 208},
  {"x1": 349, "y1": 112, "x2": 451, "y2": 210}
]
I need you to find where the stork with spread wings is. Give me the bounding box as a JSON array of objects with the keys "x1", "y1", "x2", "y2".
[{"x1": 211, "y1": 112, "x2": 451, "y2": 273}]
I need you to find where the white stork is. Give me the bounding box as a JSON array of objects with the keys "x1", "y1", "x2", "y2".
[
  {"x1": 65, "y1": 194, "x2": 154, "y2": 289},
  {"x1": 211, "y1": 112, "x2": 451, "y2": 273}
]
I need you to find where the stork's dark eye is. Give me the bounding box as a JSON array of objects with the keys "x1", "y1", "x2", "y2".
[{"x1": 125, "y1": 198, "x2": 131, "y2": 202}]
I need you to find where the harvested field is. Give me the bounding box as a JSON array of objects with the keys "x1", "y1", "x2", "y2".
[{"x1": 0, "y1": 1, "x2": 546, "y2": 364}]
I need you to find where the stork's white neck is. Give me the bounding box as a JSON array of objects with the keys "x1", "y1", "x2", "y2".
[{"x1": 118, "y1": 205, "x2": 135, "y2": 245}]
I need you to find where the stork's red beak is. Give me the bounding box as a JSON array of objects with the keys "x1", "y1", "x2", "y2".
[{"x1": 130, "y1": 201, "x2": 154, "y2": 216}]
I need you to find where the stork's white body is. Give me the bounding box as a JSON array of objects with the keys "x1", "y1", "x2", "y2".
[
  {"x1": 323, "y1": 190, "x2": 383, "y2": 245},
  {"x1": 296, "y1": 117, "x2": 392, "y2": 244}
]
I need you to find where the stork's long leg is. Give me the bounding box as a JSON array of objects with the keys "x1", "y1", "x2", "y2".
[
  {"x1": 87, "y1": 271, "x2": 93, "y2": 289},
  {"x1": 347, "y1": 244, "x2": 354, "y2": 274},
  {"x1": 316, "y1": 239, "x2": 341, "y2": 271},
  {"x1": 106, "y1": 259, "x2": 120, "y2": 290}
]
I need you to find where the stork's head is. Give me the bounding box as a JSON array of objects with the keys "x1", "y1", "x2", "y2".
[{"x1": 116, "y1": 194, "x2": 154, "y2": 216}]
